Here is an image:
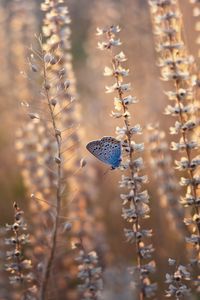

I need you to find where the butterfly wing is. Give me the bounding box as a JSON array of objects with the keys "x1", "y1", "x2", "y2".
[
  {"x1": 86, "y1": 137, "x2": 121, "y2": 168},
  {"x1": 101, "y1": 137, "x2": 121, "y2": 168},
  {"x1": 86, "y1": 140, "x2": 110, "y2": 165}
]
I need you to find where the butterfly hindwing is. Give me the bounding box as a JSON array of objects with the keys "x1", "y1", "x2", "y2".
[{"x1": 100, "y1": 137, "x2": 121, "y2": 166}]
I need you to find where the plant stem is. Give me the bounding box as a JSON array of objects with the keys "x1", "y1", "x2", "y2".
[{"x1": 39, "y1": 54, "x2": 62, "y2": 300}]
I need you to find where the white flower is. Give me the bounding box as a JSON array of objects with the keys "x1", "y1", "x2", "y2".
[
  {"x1": 110, "y1": 111, "x2": 123, "y2": 118},
  {"x1": 110, "y1": 38, "x2": 121, "y2": 47},
  {"x1": 97, "y1": 41, "x2": 109, "y2": 50},
  {"x1": 115, "y1": 51, "x2": 127, "y2": 62},
  {"x1": 120, "y1": 83, "x2": 131, "y2": 92},
  {"x1": 168, "y1": 258, "x2": 176, "y2": 266},
  {"x1": 123, "y1": 95, "x2": 138, "y2": 105},
  {"x1": 169, "y1": 121, "x2": 182, "y2": 135},
  {"x1": 130, "y1": 124, "x2": 142, "y2": 134},
  {"x1": 131, "y1": 142, "x2": 144, "y2": 152},
  {"x1": 114, "y1": 67, "x2": 129, "y2": 77},
  {"x1": 114, "y1": 97, "x2": 123, "y2": 111},
  {"x1": 110, "y1": 25, "x2": 121, "y2": 34},
  {"x1": 103, "y1": 66, "x2": 113, "y2": 76},
  {"x1": 105, "y1": 83, "x2": 118, "y2": 93},
  {"x1": 96, "y1": 27, "x2": 107, "y2": 35}
]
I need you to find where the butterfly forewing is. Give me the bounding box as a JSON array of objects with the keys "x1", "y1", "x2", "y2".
[{"x1": 86, "y1": 137, "x2": 121, "y2": 168}]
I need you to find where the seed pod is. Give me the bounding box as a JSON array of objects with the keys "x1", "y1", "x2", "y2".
[
  {"x1": 50, "y1": 98, "x2": 57, "y2": 106},
  {"x1": 31, "y1": 64, "x2": 38, "y2": 72},
  {"x1": 80, "y1": 158, "x2": 87, "y2": 168},
  {"x1": 28, "y1": 113, "x2": 39, "y2": 120},
  {"x1": 55, "y1": 156, "x2": 61, "y2": 164},
  {"x1": 44, "y1": 53, "x2": 54, "y2": 63}
]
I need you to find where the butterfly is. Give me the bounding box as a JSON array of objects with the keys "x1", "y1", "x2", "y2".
[{"x1": 86, "y1": 136, "x2": 121, "y2": 169}]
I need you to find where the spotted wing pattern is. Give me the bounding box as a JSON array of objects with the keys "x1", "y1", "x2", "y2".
[{"x1": 86, "y1": 136, "x2": 121, "y2": 168}]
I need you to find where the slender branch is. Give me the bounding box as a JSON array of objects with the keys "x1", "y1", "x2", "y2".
[{"x1": 39, "y1": 53, "x2": 62, "y2": 300}]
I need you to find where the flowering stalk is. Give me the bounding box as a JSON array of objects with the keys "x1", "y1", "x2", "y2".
[
  {"x1": 146, "y1": 125, "x2": 191, "y2": 298},
  {"x1": 38, "y1": 47, "x2": 63, "y2": 300},
  {"x1": 98, "y1": 26, "x2": 157, "y2": 299},
  {"x1": 26, "y1": 36, "x2": 71, "y2": 300},
  {"x1": 165, "y1": 258, "x2": 191, "y2": 299},
  {"x1": 189, "y1": 0, "x2": 200, "y2": 58},
  {"x1": 5, "y1": 202, "x2": 35, "y2": 298},
  {"x1": 189, "y1": 0, "x2": 200, "y2": 124},
  {"x1": 41, "y1": 3, "x2": 106, "y2": 298},
  {"x1": 75, "y1": 237, "x2": 103, "y2": 300},
  {"x1": 146, "y1": 124, "x2": 185, "y2": 235},
  {"x1": 149, "y1": 0, "x2": 200, "y2": 293},
  {"x1": 21, "y1": 2, "x2": 78, "y2": 297}
]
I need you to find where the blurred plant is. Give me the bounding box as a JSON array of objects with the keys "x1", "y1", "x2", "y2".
[
  {"x1": 5, "y1": 202, "x2": 36, "y2": 299},
  {"x1": 165, "y1": 258, "x2": 191, "y2": 299},
  {"x1": 40, "y1": 2, "x2": 106, "y2": 298},
  {"x1": 149, "y1": 0, "x2": 200, "y2": 294},
  {"x1": 146, "y1": 124, "x2": 185, "y2": 235},
  {"x1": 8, "y1": 0, "x2": 38, "y2": 109},
  {"x1": 189, "y1": 0, "x2": 200, "y2": 125},
  {"x1": 15, "y1": 117, "x2": 60, "y2": 296},
  {"x1": 75, "y1": 238, "x2": 103, "y2": 300},
  {"x1": 26, "y1": 37, "x2": 74, "y2": 300},
  {"x1": 40, "y1": 0, "x2": 98, "y2": 249},
  {"x1": 0, "y1": 4, "x2": 10, "y2": 102},
  {"x1": 0, "y1": 226, "x2": 8, "y2": 299},
  {"x1": 101, "y1": 266, "x2": 133, "y2": 300},
  {"x1": 15, "y1": 4, "x2": 67, "y2": 281},
  {"x1": 15, "y1": 1, "x2": 106, "y2": 299},
  {"x1": 84, "y1": 0, "x2": 120, "y2": 132},
  {"x1": 146, "y1": 124, "x2": 192, "y2": 297},
  {"x1": 97, "y1": 25, "x2": 157, "y2": 299},
  {"x1": 190, "y1": 0, "x2": 200, "y2": 57},
  {"x1": 0, "y1": 0, "x2": 38, "y2": 215}
]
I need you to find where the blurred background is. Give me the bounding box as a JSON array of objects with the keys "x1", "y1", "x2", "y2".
[{"x1": 0, "y1": 0, "x2": 199, "y2": 299}]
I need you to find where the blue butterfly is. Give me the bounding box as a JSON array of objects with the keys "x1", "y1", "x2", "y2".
[{"x1": 86, "y1": 136, "x2": 121, "y2": 169}]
